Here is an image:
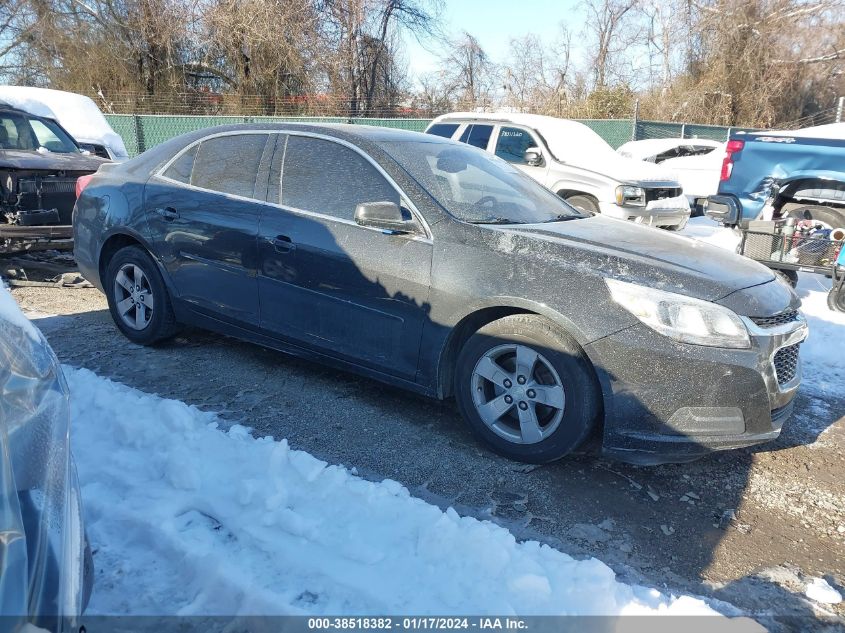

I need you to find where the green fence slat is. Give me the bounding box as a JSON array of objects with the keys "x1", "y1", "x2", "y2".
[{"x1": 104, "y1": 114, "x2": 742, "y2": 157}]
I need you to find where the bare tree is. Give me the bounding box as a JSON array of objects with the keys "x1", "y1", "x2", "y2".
[
  {"x1": 440, "y1": 31, "x2": 495, "y2": 107},
  {"x1": 582, "y1": 0, "x2": 640, "y2": 89}
]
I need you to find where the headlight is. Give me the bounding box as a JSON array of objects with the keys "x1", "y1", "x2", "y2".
[
  {"x1": 605, "y1": 279, "x2": 750, "y2": 349},
  {"x1": 615, "y1": 185, "x2": 646, "y2": 207}
]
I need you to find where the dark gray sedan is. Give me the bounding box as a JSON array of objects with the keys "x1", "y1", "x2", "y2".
[{"x1": 73, "y1": 124, "x2": 808, "y2": 464}]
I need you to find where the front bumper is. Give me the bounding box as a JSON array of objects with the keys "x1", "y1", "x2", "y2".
[
  {"x1": 585, "y1": 316, "x2": 808, "y2": 465},
  {"x1": 599, "y1": 195, "x2": 691, "y2": 229},
  {"x1": 0, "y1": 223, "x2": 74, "y2": 254}
]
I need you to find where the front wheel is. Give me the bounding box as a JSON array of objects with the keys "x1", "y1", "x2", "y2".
[
  {"x1": 563, "y1": 194, "x2": 600, "y2": 215},
  {"x1": 454, "y1": 315, "x2": 601, "y2": 463},
  {"x1": 105, "y1": 245, "x2": 179, "y2": 345}
]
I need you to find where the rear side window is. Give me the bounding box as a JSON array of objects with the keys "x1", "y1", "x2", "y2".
[
  {"x1": 458, "y1": 124, "x2": 493, "y2": 150},
  {"x1": 191, "y1": 134, "x2": 268, "y2": 198},
  {"x1": 426, "y1": 123, "x2": 459, "y2": 138},
  {"x1": 164, "y1": 145, "x2": 198, "y2": 184},
  {"x1": 280, "y1": 136, "x2": 399, "y2": 221},
  {"x1": 495, "y1": 127, "x2": 536, "y2": 164}
]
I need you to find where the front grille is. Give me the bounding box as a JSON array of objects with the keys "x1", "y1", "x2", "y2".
[
  {"x1": 645, "y1": 187, "x2": 682, "y2": 202},
  {"x1": 751, "y1": 308, "x2": 800, "y2": 328},
  {"x1": 18, "y1": 178, "x2": 77, "y2": 194},
  {"x1": 773, "y1": 343, "x2": 801, "y2": 385}
]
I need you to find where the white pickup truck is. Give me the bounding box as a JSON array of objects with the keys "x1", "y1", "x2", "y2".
[{"x1": 426, "y1": 112, "x2": 691, "y2": 230}]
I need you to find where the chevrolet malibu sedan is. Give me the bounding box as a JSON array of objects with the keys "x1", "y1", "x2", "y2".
[{"x1": 73, "y1": 124, "x2": 808, "y2": 465}]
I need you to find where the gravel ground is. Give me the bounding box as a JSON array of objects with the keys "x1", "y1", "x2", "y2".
[{"x1": 7, "y1": 258, "x2": 845, "y2": 632}]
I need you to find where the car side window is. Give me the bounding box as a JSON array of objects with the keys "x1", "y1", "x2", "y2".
[
  {"x1": 163, "y1": 145, "x2": 198, "y2": 184},
  {"x1": 495, "y1": 127, "x2": 536, "y2": 164},
  {"x1": 426, "y1": 123, "x2": 459, "y2": 138},
  {"x1": 280, "y1": 136, "x2": 399, "y2": 221},
  {"x1": 458, "y1": 124, "x2": 493, "y2": 150},
  {"x1": 191, "y1": 134, "x2": 268, "y2": 199}
]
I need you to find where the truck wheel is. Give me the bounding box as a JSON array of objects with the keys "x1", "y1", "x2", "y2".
[
  {"x1": 786, "y1": 205, "x2": 845, "y2": 230},
  {"x1": 454, "y1": 315, "x2": 601, "y2": 463},
  {"x1": 828, "y1": 288, "x2": 845, "y2": 313},
  {"x1": 563, "y1": 194, "x2": 600, "y2": 215}
]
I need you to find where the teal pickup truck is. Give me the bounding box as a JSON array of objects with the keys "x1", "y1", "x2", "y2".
[{"x1": 706, "y1": 123, "x2": 845, "y2": 229}]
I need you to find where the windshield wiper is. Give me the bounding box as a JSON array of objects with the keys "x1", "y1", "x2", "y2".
[
  {"x1": 543, "y1": 214, "x2": 586, "y2": 223},
  {"x1": 465, "y1": 217, "x2": 519, "y2": 225}
]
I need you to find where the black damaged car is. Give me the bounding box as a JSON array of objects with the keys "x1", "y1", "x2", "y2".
[
  {"x1": 0, "y1": 100, "x2": 106, "y2": 254},
  {"x1": 74, "y1": 124, "x2": 808, "y2": 465}
]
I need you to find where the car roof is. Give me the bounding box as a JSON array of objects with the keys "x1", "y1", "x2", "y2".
[{"x1": 116, "y1": 121, "x2": 454, "y2": 179}]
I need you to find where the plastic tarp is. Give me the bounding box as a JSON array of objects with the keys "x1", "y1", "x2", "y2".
[{"x1": 0, "y1": 284, "x2": 86, "y2": 632}]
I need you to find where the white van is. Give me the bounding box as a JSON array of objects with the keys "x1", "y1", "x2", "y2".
[
  {"x1": 0, "y1": 86, "x2": 129, "y2": 161},
  {"x1": 426, "y1": 112, "x2": 691, "y2": 230}
]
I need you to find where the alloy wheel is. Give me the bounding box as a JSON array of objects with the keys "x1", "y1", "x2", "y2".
[
  {"x1": 470, "y1": 344, "x2": 566, "y2": 444},
  {"x1": 113, "y1": 263, "x2": 154, "y2": 331}
]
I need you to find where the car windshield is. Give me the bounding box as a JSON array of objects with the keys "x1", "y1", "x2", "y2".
[
  {"x1": 379, "y1": 139, "x2": 586, "y2": 224},
  {"x1": 0, "y1": 112, "x2": 80, "y2": 154}
]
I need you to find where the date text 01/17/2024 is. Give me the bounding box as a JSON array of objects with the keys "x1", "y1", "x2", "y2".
[{"x1": 307, "y1": 618, "x2": 528, "y2": 630}]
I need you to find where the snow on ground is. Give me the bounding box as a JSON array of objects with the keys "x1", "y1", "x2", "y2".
[
  {"x1": 805, "y1": 578, "x2": 843, "y2": 605},
  {"x1": 67, "y1": 365, "x2": 736, "y2": 617}
]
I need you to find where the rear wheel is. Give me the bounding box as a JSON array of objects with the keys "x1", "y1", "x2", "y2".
[
  {"x1": 105, "y1": 245, "x2": 179, "y2": 345},
  {"x1": 454, "y1": 315, "x2": 601, "y2": 463},
  {"x1": 563, "y1": 194, "x2": 600, "y2": 215},
  {"x1": 785, "y1": 205, "x2": 845, "y2": 230}
]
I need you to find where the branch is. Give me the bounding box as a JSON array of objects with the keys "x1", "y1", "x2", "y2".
[{"x1": 771, "y1": 48, "x2": 845, "y2": 65}]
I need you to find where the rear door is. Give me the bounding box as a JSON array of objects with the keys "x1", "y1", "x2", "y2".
[
  {"x1": 256, "y1": 134, "x2": 432, "y2": 379},
  {"x1": 144, "y1": 132, "x2": 274, "y2": 327}
]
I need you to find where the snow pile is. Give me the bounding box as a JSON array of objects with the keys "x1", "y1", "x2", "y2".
[
  {"x1": 805, "y1": 578, "x2": 842, "y2": 605},
  {"x1": 66, "y1": 366, "x2": 728, "y2": 617}
]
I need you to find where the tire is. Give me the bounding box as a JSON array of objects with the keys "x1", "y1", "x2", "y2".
[
  {"x1": 664, "y1": 217, "x2": 689, "y2": 232},
  {"x1": 774, "y1": 269, "x2": 799, "y2": 288},
  {"x1": 105, "y1": 245, "x2": 179, "y2": 345},
  {"x1": 828, "y1": 287, "x2": 845, "y2": 313},
  {"x1": 454, "y1": 314, "x2": 601, "y2": 463},
  {"x1": 785, "y1": 205, "x2": 845, "y2": 230},
  {"x1": 563, "y1": 194, "x2": 601, "y2": 215}
]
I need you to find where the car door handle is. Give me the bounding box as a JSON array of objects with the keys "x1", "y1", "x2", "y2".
[
  {"x1": 267, "y1": 235, "x2": 296, "y2": 253},
  {"x1": 155, "y1": 207, "x2": 179, "y2": 220}
]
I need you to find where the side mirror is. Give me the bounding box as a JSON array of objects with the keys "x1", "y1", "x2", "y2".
[
  {"x1": 354, "y1": 201, "x2": 417, "y2": 234},
  {"x1": 704, "y1": 195, "x2": 740, "y2": 226},
  {"x1": 524, "y1": 147, "x2": 543, "y2": 167}
]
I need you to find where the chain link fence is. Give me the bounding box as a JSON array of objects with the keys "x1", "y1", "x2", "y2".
[{"x1": 105, "y1": 114, "x2": 759, "y2": 157}]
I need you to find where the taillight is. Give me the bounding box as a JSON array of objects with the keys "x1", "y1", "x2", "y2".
[
  {"x1": 720, "y1": 139, "x2": 745, "y2": 182},
  {"x1": 75, "y1": 174, "x2": 94, "y2": 199}
]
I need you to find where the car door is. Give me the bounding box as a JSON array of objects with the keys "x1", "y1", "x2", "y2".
[
  {"x1": 257, "y1": 133, "x2": 432, "y2": 380},
  {"x1": 492, "y1": 125, "x2": 550, "y2": 183},
  {"x1": 144, "y1": 132, "x2": 274, "y2": 327},
  {"x1": 456, "y1": 123, "x2": 495, "y2": 151}
]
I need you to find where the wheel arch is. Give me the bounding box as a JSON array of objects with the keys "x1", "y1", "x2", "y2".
[
  {"x1": 435, "y1": 299, "x2": 595, "y2": 399},
  {"x1": 98, "y1": 230, "x2": 174, "y2": 294}
]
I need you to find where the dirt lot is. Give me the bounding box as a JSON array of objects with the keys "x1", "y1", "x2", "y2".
[{"x1": 8, "y1": 259, "x2": 845, "y2": 632}]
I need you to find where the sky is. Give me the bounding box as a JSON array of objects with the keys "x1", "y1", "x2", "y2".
[{"x1": 403, "y1": 0, "x2": 585, "y2": 81}]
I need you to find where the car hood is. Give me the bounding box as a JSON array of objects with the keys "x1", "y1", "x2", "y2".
[
  {"x1": 574, "y1": 149, "x2": 680, "y2": 184},
  {"x1": 0, "y1": 149, "x2": 107, "y2": 171},
  {"x1": 497, "y1": 215, "x2": 778, "y2": 304}
]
